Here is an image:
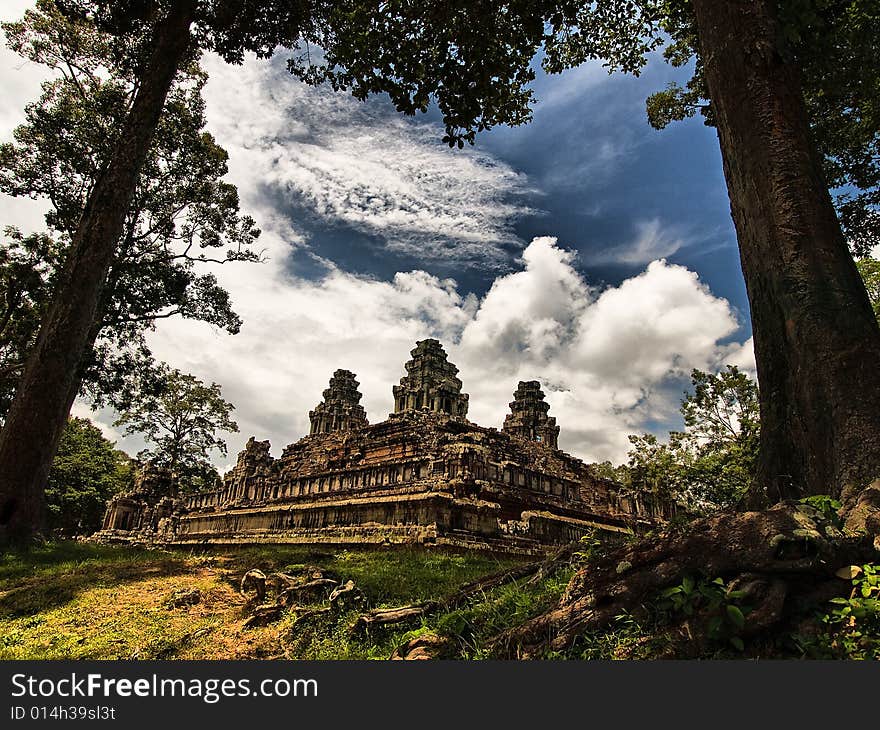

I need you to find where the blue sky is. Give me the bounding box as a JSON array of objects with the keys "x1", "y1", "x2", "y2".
[
  {"x1": 0, "y1": 3, "x2": 756, "y2": 468},
  {"x1": 279, "y1": 52, "x2": 748, "y2": 323}
]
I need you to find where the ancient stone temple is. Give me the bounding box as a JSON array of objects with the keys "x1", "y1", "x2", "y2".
[
  {"x1": 100, "y1": 464, "x2": 177, "y2": 540},
  {"x1": 309, "y1": 369, "x2": 368, "y2": 435},
  {"x1": 502, "y1": 381, "x2": 560, "y2": 450},
  {"x1": 98, "y1": 338, "x2": 674, "y2": 553},
  {"x1": 393, "y1": 339, "x2": 468, "y2": 417}
]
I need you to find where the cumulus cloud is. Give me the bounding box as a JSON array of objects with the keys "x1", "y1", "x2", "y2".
[
  {"x1": 721, "y1": 336, "x2": 757, "y2": 377},
  {"x1": 126, "y1": 236, "x2": 749, "y2": 469},
  {"x1": 453, "y1": 239, "x2": 744, "y2": 459}
]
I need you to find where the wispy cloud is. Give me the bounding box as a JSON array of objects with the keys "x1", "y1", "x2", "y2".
[
  {"x1": 593, "y1": 217, "x2": 690, "y2": 265},
  {"x1": 202, "y1": 54, "x2": 534, "y2": 268}
]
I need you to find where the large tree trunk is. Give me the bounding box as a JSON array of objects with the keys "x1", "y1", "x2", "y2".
[
  {"x1": 690, "y1": 0, "x2": 880, "y2": 505},
  {"x1": 0, "y1": 3, "x2": 196, "y2": 546}
]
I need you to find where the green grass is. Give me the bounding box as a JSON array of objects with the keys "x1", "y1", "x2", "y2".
[
  {"x1": 280, "y1": 559, "x2": 572, "y2": 660},
  {"x1": 11, "y1": 540, "x2": 853, "y2": 660},
  {"x1": 0, "y1": 541, "x2": 542, "y2": 660}
]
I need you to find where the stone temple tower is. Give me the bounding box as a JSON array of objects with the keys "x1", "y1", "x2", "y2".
[
  {"x1": 393, "y1": 339, "x2": 469, "y2": 418},
  {"x1": 309, "y1": 369, "x2": 369, "y2": 435},
  {"x1": 502, "y1": 381, "x2": 559, "y2": 449}
]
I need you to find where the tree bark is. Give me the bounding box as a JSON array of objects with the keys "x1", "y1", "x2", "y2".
[
  {"x1": 690, "y1": 0, "x2": 880, "y2": 504},
  {"x1": 0, "y1": 2, "x2": 197, "y2": 546}
]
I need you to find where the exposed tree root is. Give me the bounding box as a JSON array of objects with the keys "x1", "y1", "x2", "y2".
[
  {"x1": 490, "y1": 500, "x2": 879, "y2": 658},
  {"x1": 329, "y1": 579, "x2": 365, "y2": 611},
  {"x1": 390, "y1": 633, "x2": 453, "y2": 660},
  {"x1": 240, "y1": 569, "x2": 267, "y2": 603},
  {"x1": 164, "y1": 587, "x2": 202, "y2": 609},
  {"x1": 242, "y1": 603, "x2": 286, "y2": 629},
  {"x1": 278, "y1": 579, "x2": 338, "y2": 605},
  {"x1": 241, "y1": 565, "x2": 344, "y2": 628},
  {"x1": 842, "y1": 482, "x2": 880, "y2": 542},
  {"x1": 290, "y1": 606, "x2": 332, "y2": 627}
]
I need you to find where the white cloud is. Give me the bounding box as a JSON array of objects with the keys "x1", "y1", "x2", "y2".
[
  {"x1": 453, "y1": 241, "x2": 744, "y2": 459},
  {"x1": 70, "y1": 401, "x2": 126, "y2": 444},
  {"x1": 722, "y1": 336, "x2": 757, "y2": 377},
  {"x1": 201, "y1": 54, "x2": 533, "y2": 268},
  {"x1": 88, "y1": 235, "x2": 750, "y2": 468},
  {"x1": 0, "y1": 2, "x2": 44, "y2": 139}
]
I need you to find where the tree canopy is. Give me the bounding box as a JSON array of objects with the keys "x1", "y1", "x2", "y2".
[
  {"x1": 624, "y1": 366, "x2": 760, "y2": 514},
  {"x1": 0, "y1": 0, "x2": 261, "y2": 415},
  {"x1": 0, "y1": 231, "x2": 59, "y2": 419}
]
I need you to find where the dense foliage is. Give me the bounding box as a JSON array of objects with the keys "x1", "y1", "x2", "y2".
[
  {"x1": 617, "y1": 366, "x2": 760, "y2": 514},
  {"x1": 0, "y1": 0, "x2": 261, "y2": 416},
  {"x1": 0, "y1": 231, "x2": 59, "y2": 419},
  {"x1": 45, "y1": 417, "x2": 133, "y2": 535}
]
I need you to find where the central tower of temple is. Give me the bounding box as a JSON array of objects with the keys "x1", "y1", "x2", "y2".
[
  {"x1": 502, "y1": 381, "x2": 560, "y2": 449},
  {"x1": 309, "y1": 369, "x2": 369, "y2": 435},
  {"x1": 392, "y1": 339, "x2": 469, "y2": 418}
]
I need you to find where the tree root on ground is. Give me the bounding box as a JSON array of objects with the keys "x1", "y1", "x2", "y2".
[
  {"x1": 390, "y1": 633, "x2": 453, "y2": 660},
  {"x1": 278, "y1": 579, "x2": 338, "y2": 605},
  {"x1": 240, "y1": 569, "x2": 267, "y2": 603},
  {"x1": 489, "y1": 499, "x2": 879, "y2": 658},
  {"x1": 240, "y1": 565, "x2": 345, "y2": 628}
]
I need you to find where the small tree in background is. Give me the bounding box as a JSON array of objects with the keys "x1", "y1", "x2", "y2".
[
  {"x1": 115, "y1": 367, "x2": 236, "y2": 493},
  {"x1": 46, "y1": 417, "x2": 133, "y2": 536},
  {"x1": 625, "y1": 366, "x2": 760, "y2": 515}
]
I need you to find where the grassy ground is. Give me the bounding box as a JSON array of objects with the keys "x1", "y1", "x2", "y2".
[
  {"x1": 5, "y1": 541, "x2": 872, "y2": 659},
  {"x1": 0, "y1": 541, "x2": 557, "y2": 660}
]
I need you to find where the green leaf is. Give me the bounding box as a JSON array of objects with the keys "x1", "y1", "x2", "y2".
[
  {"x1": 726, "y1": 604, "x2": 745, "y2": 629},
  {"x1": 729, "y1": 636, "x2": 744, "y2": 652}
]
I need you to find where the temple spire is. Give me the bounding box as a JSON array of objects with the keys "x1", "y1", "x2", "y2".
[
  {"x1": 392, "y1": 339, "x2": 469, "y2": 418},
  {"x1": 309, "y1": 370, "x2": 369, "y2": 435},
  {"x1": 502, "y1": 381, "x2": 559, "y2": 449}
]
